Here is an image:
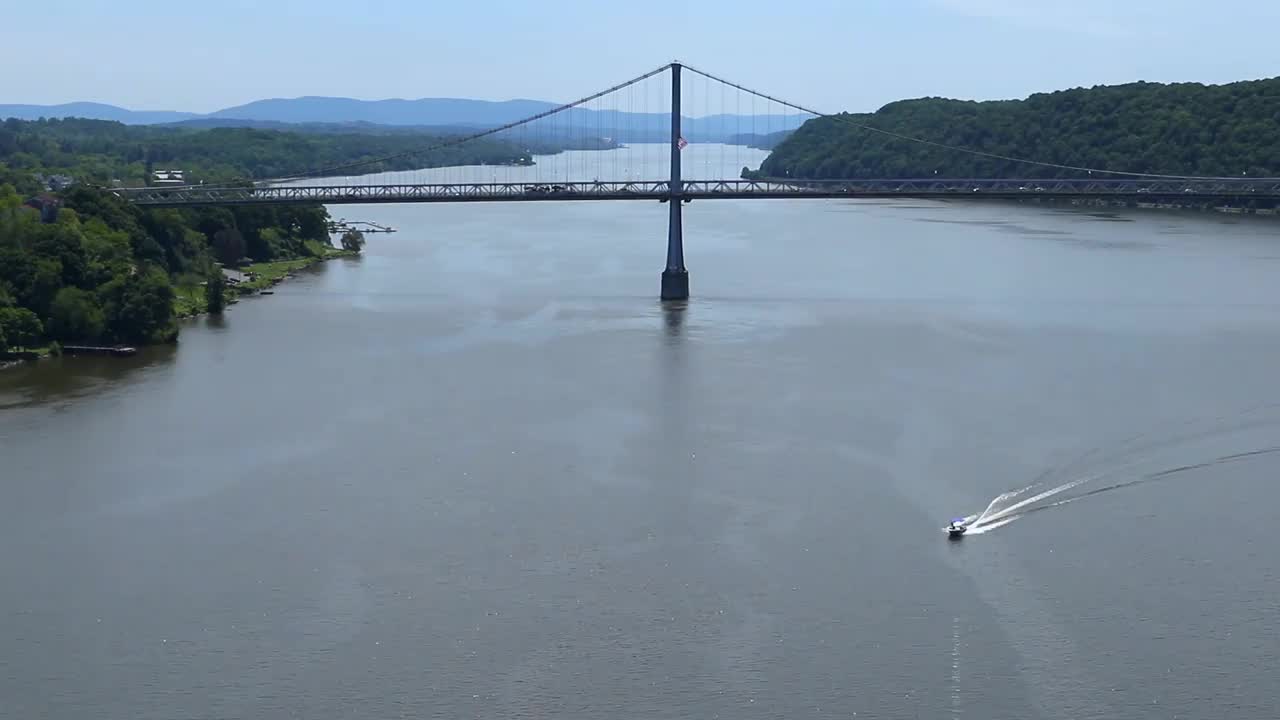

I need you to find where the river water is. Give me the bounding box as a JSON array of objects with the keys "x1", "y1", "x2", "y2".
[{"x1": 3, "y1": 145, "x2": 1279, "y2": 719}]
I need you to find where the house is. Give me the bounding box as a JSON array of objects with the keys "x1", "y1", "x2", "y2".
[
  {"x1": 46, "y1": 174, "x2": 76, "y2": 191},
  {"x1": 151, "y1": 169, "x2": 186, "y2": 185},
  {"x1": 32, "y1": 173, "x2": 76, "y2": 192},
  {"x1": 23, "y1": 194, "x2": 62, "y2": 223}
]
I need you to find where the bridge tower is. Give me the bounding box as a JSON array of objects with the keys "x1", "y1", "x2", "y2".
[{"x1": 661, "y1": 62, "x2": 690, "y2": 300}]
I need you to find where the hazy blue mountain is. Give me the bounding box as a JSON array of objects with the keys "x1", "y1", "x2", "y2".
[
  {"x1": 0, "y1": 102, "x2": 196, "y2": 124},
  {"x1": 2, "y1": 96, "x2": 808, "y2": 143},
  {"x1": 206, "y1": 96, "x2": 560, "y2": 126},
  {"x1": 162, "y1": 118, "x2": 487, "y2": 136}
]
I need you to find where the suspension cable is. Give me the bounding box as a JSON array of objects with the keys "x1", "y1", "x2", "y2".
[
  {"x1": 193, "y1": 64, "x2": 674, "y2": 190},
  {"x1": 681, "y1": 63, "x2": 1268, "y2": 181}
]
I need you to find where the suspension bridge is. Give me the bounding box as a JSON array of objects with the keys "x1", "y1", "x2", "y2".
[{"x1": 113, "y1": 62, "x2": 1280, "y2": 300}]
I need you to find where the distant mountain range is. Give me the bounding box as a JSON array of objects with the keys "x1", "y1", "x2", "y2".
[
  {"x1": 203, "y1": 96, "x2": 558, "y2": 126},
  {"x1": 0, "y1": 102, "x2": 197, "y2": 124},
  {"x1": 0, "y1": 96, "x2": 805, "y2": 142}
]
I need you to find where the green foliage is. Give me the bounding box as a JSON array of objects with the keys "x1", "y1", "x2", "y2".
[
  {"x1": 0, "y1": 169, "x2": 40, "y2": 197},
  {"x1": 0, "y1": 306, "x2": 44, "y2": 349},
  {"x1": 205, "y1": 271, "x2": 226, "y2": 315},
  {"x1": 238, "y1": 258, "x2": 316, "y2": 292},
  {"x1": 27, "y1": 259, "x2": 64, "y2": 318},
  {"x1": 340, "y1": 229, "x2": 366, "y2": 253},
  {"x1": 96, "y1": 266, "x2": 176, "y2": 344},
  {"x1": 34, "y1": 221, "x2": 88, "y2": 288},
  {"x1": 0, "y1": 117, "x2": 533, "y2": 186},
  {"x1": 760, "y1": 77, "x2": 1280, "y2": 179},
  {"x1": 0, "y1": 182, "x2": 24, "y2": 213},
  {"x1": 210, "y1": 228, "x2": 246, "y2": 265},
  {"x1": 81, "y1": 217, "x2": 134, "y2": 287},
  {"x1": 0, "y1": 183, "x2": 331, "y2": 348},
  {"x1": 47, "y1": 287, "x2": 104, "y2": 342}
]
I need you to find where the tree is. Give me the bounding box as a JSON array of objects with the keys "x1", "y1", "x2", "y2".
[
  {"x1": 205, "y1": 270, "x2": 226, "y2": 314},
  {"x1": 81, "y1": 218, "x2": 134, "y2": 287},
  {"x1": 32, "y1": 223, "x2": 88, "y2": 288},
  {"x1": 0, "y1": 182, "x2": 340, "y2": 350},
  {"x1": 291, "y1": 207, "x2": 330, "y2": 243},
  {"x1": 0, "y1": 306, "x2": 45, "y2": 349},
  {"x1": 0, "y1": 182, "x2": 22, "y2": 211},
  {"x1": 340, "y1": 229, "x2": 366, "y2": 253},
  {"x1": 47, "y1": 288, "x2": 103, "y2": 343},
  {"x1": 0, "y1": 287, "x2": 12, "y2": 350},
  {"x1": 97, "y1": 266, "x2": 175, "y2": 344},
  {"x1": 211, "y1": 228, "x2": 246, "y2": 265},
  {"x1": 761, "y1": 75, "x2": 1280, "y2": 180},
  {"x1": 255, "y1": 227, "x2": 285, "y2": 259},
  {"x1": 0, "y1": 116, "x2": 532, "y2": 190},
  {"x1": 28, "y1": 258, "x2": 63, "y2": 318}
]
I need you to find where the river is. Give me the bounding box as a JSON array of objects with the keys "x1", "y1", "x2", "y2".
[{"x1": 3, "y1": 144, "x2": 1279, "y2": 719}]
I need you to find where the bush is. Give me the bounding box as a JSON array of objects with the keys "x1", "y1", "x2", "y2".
[
  {"x1": 205, "y1": 271, "x2": 226, "y2": 314},
  {"x1": 47, "y1": 287, "x2": 104, "y2": 342},
  {"x1": 340, "y1": 229, "x2": 366, "y2": 253},
  {"x1": 0, "y1": 306, "x2": 44, "y2": 349}
]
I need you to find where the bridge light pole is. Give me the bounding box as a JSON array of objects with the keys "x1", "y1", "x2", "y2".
[{"x1": 661, "y1": 62, "x2": 690, "y2": 301}]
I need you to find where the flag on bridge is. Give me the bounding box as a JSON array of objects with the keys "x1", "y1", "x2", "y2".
[{"x1": 677, "y1": 136, "x2": 688, "y2": 150}]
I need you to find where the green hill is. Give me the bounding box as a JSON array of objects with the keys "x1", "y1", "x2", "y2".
[
  {"x1": 757, "y1": 77, "x2": 1280, "y2": 179},
  {"x1": 0, "y1": 117, "x2": 534, "y2": 187}
]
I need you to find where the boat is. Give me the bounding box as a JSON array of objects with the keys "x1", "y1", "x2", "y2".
[{"x1": 946, "y1": 518, "x2": 968, "y2": 539}]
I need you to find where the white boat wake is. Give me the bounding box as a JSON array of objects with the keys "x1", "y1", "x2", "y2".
[
  {"x1": 942, "y1": 404, "x2": 1280, "y2": 537},
  {"x1": 954, "y1": 434, "x2": 1280, "y2": 537}
]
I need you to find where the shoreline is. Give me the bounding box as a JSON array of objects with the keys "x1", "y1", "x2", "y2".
[
  {"x1": 174, "y1": 246, "x2": 359, "y2": 321},
  {"x1": 1008, "y1": 197, "x2": 1280, "y2": 217},
  {"x1": 2, "y1": 247, "x2": 359, "y2": 371}
]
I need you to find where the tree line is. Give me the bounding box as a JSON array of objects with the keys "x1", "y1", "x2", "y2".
[
  {"x1": 0, "y1": 117, "x2": 538, "y2": 186},
  {"x1": 756, "y1": 76, "x2": 1280, "y2": 179},
  {"x1": 0, "y1": 175, "x2": 336, "y2": 351}
]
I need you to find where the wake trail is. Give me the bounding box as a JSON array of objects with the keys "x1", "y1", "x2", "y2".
[
  {"x1": 1033, "y1": 403, "x2": 1280, "y2": 492},
  {"x1": 965, "y1": 444, "x2": 1280, "y2": 535}
]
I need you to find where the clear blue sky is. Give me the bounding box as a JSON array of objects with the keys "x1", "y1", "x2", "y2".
[{"x1": 6, "y1": 0, "x2": 1278, "y2": 113}]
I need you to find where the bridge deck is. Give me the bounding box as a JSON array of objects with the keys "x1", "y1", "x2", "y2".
[{"x1": 118, "y1": 178, "x2": 1280, "y2": 207}]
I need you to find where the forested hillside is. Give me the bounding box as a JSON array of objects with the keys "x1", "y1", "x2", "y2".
[
  {"x1": 0, "y1": 118, "x2": 531, "y2": 186},
  {"x1": 0, "y1": 176, "x2": 336, "y2": 351},
  {"x1": 758, "y1": 77, "x2": 1280, "y2": 179}
]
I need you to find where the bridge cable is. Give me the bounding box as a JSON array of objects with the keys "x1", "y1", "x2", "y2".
[
  {"x1": 192, "y1": 64, "x2": 673, "y2": 190},
  {"x1": 681, "y1": 63, "x2": 1271, "y2": 181}
]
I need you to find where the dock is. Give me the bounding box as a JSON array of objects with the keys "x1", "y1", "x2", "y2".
[
  {"x1": 62, "y1": 345, "x2": 138, "y2": 357},
  {"x1": 327, "y1": 219, "x2": 397, "y2": 235}
]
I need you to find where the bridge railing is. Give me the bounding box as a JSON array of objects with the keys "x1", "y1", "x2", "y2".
[{"x1": 114, "y1": 177, "x2": 1280, "y2": 206}]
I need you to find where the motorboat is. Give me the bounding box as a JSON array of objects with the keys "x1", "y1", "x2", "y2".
[{"x1": 946, "y1": 519, "x2": 968, "y2": 539}]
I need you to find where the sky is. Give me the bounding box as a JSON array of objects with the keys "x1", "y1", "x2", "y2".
[{"x1": 5, "y1": 0, "x2": 1279, "y2": 113}]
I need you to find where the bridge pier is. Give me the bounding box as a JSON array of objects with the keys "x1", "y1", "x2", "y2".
[
  {"x1": 661, "y1": 197, "x2": 688, "y2": 300},
  {"x1": 661, "y1": 62, "x2": 689, "y2": 301}
]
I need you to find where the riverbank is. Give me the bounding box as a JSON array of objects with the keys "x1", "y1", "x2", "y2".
[
  {"x1": 174, "y1": 245, "x2": 358, "y2": 319},
  {"x1": 2, "y1": 246, "x2": 359, "y2": 371},
  {"x1": 0, "y1": 345, "x2": 55, "y2": 369},
  {"x1": 996, "y1": 196, "x2": 1280, "y2": 217}
]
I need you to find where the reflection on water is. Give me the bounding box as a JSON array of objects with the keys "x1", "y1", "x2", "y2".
[
  {"x1": 0, "y1": 347, "x2": 176, "y2": 411},
  {"x1": 661, "y1": 299, "x2": 688, "y2": 344},
  {"x1": 3, "y1": 153, "x2": 1280, "y2": 720}
]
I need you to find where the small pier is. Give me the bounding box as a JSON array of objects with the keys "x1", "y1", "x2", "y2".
[
  {"x1": 62, "y1": 345, "x2": 138, "y2": 357},
  {"x1": 327, "y1": 219, "x2": 397, "y2": 235}
]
